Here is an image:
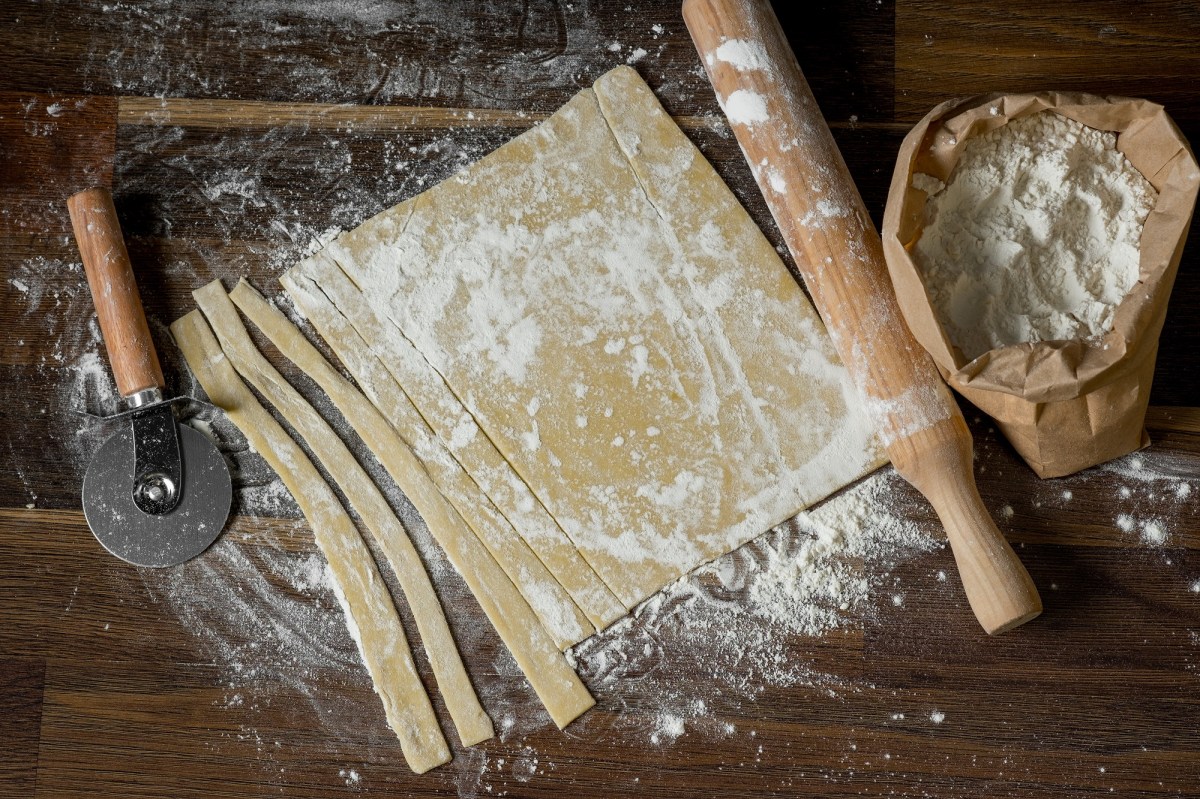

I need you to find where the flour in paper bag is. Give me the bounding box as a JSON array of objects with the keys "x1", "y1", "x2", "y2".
[{"x1": 913, "y1": 112, "x2": 1157, "y2": 360}]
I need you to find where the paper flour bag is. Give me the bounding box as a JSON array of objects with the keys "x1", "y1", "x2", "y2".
[{"x1": 881, "y1": 93, "x2": 1199, "y2": 478}]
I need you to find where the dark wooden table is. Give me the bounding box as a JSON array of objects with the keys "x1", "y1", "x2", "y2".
[{"x1": 3, "y1": 2, "x2": 1198, "y2": 797}]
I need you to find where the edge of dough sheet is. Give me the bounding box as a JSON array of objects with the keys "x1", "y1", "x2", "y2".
[{"x1": 290, "y1": 65, "x2": 888, "y2": 629}]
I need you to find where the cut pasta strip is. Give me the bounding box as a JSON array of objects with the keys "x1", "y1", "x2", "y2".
[
  {"x1": 280, "y1": 267, "x2": 596, "y2": 729},
  {"x1": 170, "y1": 310, "x2": 450, "y2": 774},
  {"x1": 223, "y1": 279, "x2": 494, "y2": 747}
]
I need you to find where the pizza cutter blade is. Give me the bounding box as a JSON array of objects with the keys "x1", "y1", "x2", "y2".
[
  {"x1": 83, "y1": 421, "x2": 231, "y2": 567},
  {"x1": 68, "y1": 186, "x2": 232, "y2": 567}
]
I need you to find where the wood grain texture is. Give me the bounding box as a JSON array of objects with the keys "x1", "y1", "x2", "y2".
[
  {"x1": 0, "y1": 658, "x2": 44, "y2": 796},
  {"x1": 1, "y1": 1, "x2": 1199, "y2": 797}
]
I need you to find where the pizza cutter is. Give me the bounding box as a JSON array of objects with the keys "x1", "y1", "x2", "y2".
[{"x1": 67, "y1": 187, "x2": 232, "y2": 567}]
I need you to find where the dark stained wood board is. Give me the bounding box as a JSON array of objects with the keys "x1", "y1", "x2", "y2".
[{"x1": 1, "y1": 2, "x2": 1198, "y2": 798}]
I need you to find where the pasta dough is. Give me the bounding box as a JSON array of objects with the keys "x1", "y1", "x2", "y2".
[
  {"x1": 275, "y1": 271, "x2": 596, "y2": 729},
  {"x1": 225, "y1": 280, "x2": 493, "y2": 747},
  {"x1": 285, "y1": 254, "x2": 616, "y2": 645},
  {"x1": 288, "y1": 66, "x2": 884, "y2": 609},
  {"x1": 285, "y1": 256, "x2": 627, "y2": 631},
  {"x1": 225, "y1": 277, "x2": 595, "y2": 724},
  {"x1": 170, "y1": 310, "x2": 450, "y2": 774}
]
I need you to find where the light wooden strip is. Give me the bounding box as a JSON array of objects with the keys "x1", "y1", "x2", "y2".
[
  {"x1": 1145, "y1": 406, "x2": 1200, "y2": 434},
  {"x1": 117, "y1": 95, "x2": 903, "y2": 133},
  {"x1": 118, "y1": 96, "x2": 548, "y2": 131}
]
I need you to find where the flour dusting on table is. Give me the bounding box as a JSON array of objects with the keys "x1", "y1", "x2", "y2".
[
  {"x1": 1090, "y1": 451, "x2": 1196, "y2": 549},
  {"x1": 570, "y1": 470, "x2": 936, "y2": 724}
]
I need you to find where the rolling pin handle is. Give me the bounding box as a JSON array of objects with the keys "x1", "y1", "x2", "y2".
[
  {"x1": 893, "y1": 419, "x2": 1043, "y2": 634},
  {"x1": 67, "y1": 187, "x2": 166, "y2": 400}
]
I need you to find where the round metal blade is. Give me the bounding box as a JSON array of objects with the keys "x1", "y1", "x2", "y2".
[{"x1": 82, "y1": 423, "x2": 232, "y2": 567}]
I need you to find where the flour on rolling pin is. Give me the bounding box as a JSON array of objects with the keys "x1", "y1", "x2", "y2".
[
  {"x1": 700, "y1": 37, "x2": 945, "y2": 448},
  {"x1": 912, "y1": 112, "x2": 1158, "y2": 360}
]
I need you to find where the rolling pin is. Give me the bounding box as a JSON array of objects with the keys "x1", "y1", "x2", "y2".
[{"x1": 682, "y1": 0, "x2": 1042, "y2": 634}]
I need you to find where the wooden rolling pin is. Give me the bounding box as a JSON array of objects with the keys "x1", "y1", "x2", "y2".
[{"x1": 682, "y1": 0, "x2": 1041, "y2": 633}]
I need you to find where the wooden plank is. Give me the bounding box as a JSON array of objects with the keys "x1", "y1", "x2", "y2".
[
  {"x1": 0, "y1": 0, "x2": 894, "y2": 119},
  {"x1": 0, "y1": 658, "x2": 45, "y2": 797},
  {"x1": 117, "y1": 95, "x2": 738, "y2": 134},
  {"x1": 2, "y1": 1, "x2": 1200, "y2": 796},
  {"x1": 117, "y1": 95, "x2": 905, "y2": 133},
  {"x1": 0, "y1": 0, "x2": 713, "y2": 114},
  {"x1": 895, "y1": 0, "x2": 1200, "y2": 127},
  {"x1": 1145, "y1": 405, "x2": 1200, "y2": 434},
  {"x1": 863, "y1": 544, "x2": 1200, "y2": 796},
  {"x1": 0, "y1": 92, "x2": 116, "y2": 225}
]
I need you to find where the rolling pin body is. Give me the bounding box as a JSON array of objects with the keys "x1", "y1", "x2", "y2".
[{"x1": 683, "y1": 0, "x2": 1041, "y2": 633}]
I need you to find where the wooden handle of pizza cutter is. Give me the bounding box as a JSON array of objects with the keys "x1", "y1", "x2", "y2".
[
  {"x1": 68, "y1": 186, "x2": 165, "y2": 399},
  {"x1": 683, "y1": 0, "x2": 1042, "y2": 634}
]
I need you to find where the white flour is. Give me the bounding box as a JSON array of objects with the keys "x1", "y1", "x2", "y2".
[
  {"x1": 721, "y1": 89, "x2": 769, "y2": 126},
  {"x1": 570, "y1": 469, "x2": 937, "y2": 716},
  {"x1": 914, "y1": 112, "x2": 1157, "y2": 360},
  {"x1": 135, "y1": 465, "x2": 938, "y2": 797},
  {"x1": 711, "y1": 39, "x2": 771, "y2": 73},
  {"x1": 1092, "y1": 451, "x2": 1194, "y2": 549}
]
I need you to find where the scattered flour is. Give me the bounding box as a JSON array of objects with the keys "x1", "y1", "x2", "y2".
[
  {"x1": 1090, "y1": 452, "x2": 1194, "y2": 549},
  {"x1": 914, "y1": 111, "x2": 1157, "y2": 360},
  {"x1": 650, "y1": 713, "x2": 686, "y2": 745},
  {"x1": 570, "y1": 470, "x2": 938, "y2": 745},
  {"x1": 712, "y1": 39, "x2": 772, "y2": 72},
  {"x1": 1140, "y1": 520, "x2": 1168, "y2": 547},
  {"x1": 721, "y1": 89, "x2": 770, "y2": 126}
]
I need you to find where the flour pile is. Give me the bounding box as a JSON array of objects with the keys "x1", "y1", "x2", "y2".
[{"x1": 913, "y1": 111, "x2": 1157, "y2": 360}]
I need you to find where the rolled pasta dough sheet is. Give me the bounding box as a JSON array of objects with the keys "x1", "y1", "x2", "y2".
[{"x1": 299, "y1": 65, "x2": 885, "y2": 610}]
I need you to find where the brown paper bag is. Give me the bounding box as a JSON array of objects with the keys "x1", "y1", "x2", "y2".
[{"x1": 881, "y1": 93, "x2": 1199, "y2": 478}]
